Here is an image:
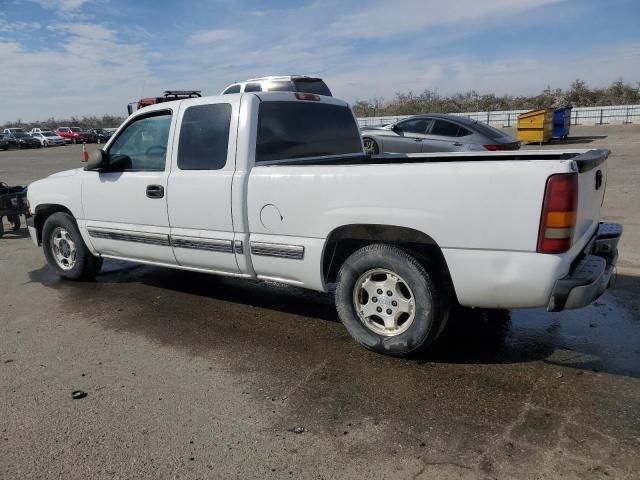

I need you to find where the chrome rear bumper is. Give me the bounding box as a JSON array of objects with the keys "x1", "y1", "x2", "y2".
[{"x1": 547, "y1": 222, "x2": 622, "y2": 312}]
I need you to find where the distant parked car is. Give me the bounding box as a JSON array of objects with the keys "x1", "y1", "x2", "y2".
[
  {"x1": 29, "y1": 128, "x2": 50, "y2": 135},
  {"x1": 3, "y1": 128, "x2": 26, "y2": 135},
  {"x1": 55, "y1": 126, "x2": 94, "y2": 144},
  {"x1": 88, "y1": 128, "x2": 113, "y2": 144},
  {"x1": 361, "y1": 114, "x2": 521, "y2": 155},
  {"x1": 54, "y1": 127, "x2": 76, "y2": 144},
  {"x1": 221, "y1": 75, "x2": 332, "y2": 96},
  {"x1": 0, "y1": 134, "x2": 13, "y2": 150},
  {"x1": 4, "y1": 132, "x2": 41, "y2": 149},
  {"x1": 31, "y1": 131, "x2": 66, "y2": 147}
]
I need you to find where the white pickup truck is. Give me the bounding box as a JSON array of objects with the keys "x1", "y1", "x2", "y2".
[{"x1": 26, "y1": 92, "x2": 622, "y2": 356}]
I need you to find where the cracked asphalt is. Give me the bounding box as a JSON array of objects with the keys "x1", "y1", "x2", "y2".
[{"x1": 1, "y1": 126, "x2": 640, "y2": 479}]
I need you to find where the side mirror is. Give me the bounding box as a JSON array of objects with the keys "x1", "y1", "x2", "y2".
[
  {"x1": 391, "y1": 124, "x2": 401, "y2": 133},
  {"x1": 85, "y1": 149, "x2": 108, "y2": 171}
]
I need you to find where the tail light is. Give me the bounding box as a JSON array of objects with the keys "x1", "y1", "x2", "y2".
[
  {"x1": 537, "y1": 173, "x2": 578, "y2": 253},
  {"x1": 483, "y1": 144, "x2": 517, "y2": 151}
]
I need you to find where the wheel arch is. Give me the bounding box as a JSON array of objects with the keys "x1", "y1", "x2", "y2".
[
  {"x1": 33, "y1": 204, "x2": 74, "y2": 245},
  {"x1": 322, "y1": 223, "x2": 457, "y2": 301}
]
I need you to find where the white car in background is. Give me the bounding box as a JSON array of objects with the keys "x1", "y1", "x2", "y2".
[
  {"x1": 31, "y1": 131, "x2": 66, "y2": 147},
  {"x1": 221, "y1": 75, "x2": 332, "y2": 96}
]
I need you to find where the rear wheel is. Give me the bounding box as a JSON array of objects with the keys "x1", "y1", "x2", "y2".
[
  {"x1": 42, "y1": 212, "x2": 102, "y2": 280},
  {"x1": 335, "y1": 244, "x2": 449, "y2": 356}
]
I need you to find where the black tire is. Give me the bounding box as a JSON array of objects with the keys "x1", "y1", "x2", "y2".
[
  {"x1": 335, "y1": 244, "x2": 449, "y2": 356},
  {"x1": 72, "y1": 138, "x2": 77, "y2": 144},
  {"x1": 42, "y1": 212, "x2": 103, "y2": 280},
  {"x1": 0, "y1": 218, "x2": 4, "y2": 238}
]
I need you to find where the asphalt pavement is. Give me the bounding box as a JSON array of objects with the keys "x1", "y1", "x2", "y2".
[{"x1": 1, "y1": 127, "x2": 640, "y2": 479}]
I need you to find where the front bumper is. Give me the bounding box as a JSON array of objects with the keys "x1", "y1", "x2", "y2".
[{"x1": 547, "y1": 222, "x2": 622, "y2": 312}]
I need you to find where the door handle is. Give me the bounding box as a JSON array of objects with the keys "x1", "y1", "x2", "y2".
[
  {"x1": 146, "y1": 185, "x2": 164, "y2": 199},
  {"x1": 453, "y1": 142, "x2": 463, "y2": 147},
  {"x1": 413, "y1": 138, "x2": 422, "y2": 142}
]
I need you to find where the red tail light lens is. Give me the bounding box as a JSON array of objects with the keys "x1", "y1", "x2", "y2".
[
  {"x1": 483, "y1": 144, "x2": 517, "y2": 151},
  {"x1": 537, "y1": 173, "x2": 578, "y2": 253}
]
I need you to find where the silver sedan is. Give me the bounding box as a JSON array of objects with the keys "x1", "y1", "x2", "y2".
[{"x1": 361, "y1": 114, "x2": 520, "y2": 154}]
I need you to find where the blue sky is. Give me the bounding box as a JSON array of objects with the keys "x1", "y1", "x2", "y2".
[{"x1": 0, "y1": 0, "x2": 639, "y2": 122}]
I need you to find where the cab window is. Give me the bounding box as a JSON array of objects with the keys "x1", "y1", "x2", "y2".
[
  {"x1": 244, "y1": 83, "x2": 262, "y2": 92},
  {"x1": 397, "y1": 118, "x2": 431, "y2": 134},
  {"x1": 177, "y1": 104, "x2": 231, "y2": 170},
  {"x1": 222, "y1": 84, "x2": 241, "y2": 94},
  {"x1": 107, "y1": 112, "x2": 172, "y2": 171}
]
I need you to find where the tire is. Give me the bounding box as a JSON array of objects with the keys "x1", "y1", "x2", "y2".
[
  {"x1": 335, "y1": 244, "x2": 449, "y2": 356},
  {"x1": 43, "y1": 141, "x2": 48, "y2": 148},
  {"x1": 363, "y1": 137, "x2": 379, "y2": 155},
  {"x1": 42, "y1": 212, "x2": 103, "y2": 280},
  {"x1": 72, "y1": 138, "x2": 77, "y2": 144},
  {"x1": 0, "y1": 218, "x2": 4, "y2": 238}
]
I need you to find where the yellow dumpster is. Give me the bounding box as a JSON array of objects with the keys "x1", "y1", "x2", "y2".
[{"x1": 517, "y1": 108, "x2": 553, "y2": 143}]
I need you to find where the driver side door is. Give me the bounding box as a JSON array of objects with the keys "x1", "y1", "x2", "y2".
[{"x1": 81, "y1": 110, "x2": 177, "y2": 265}]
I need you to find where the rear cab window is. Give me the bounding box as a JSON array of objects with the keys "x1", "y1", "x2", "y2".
[
  {"x1": 177, "y1": 104, "x2": 231, "y2": 170},
  {"x1": 255, "y1": 100, "x2": 362, "y2": 163},
  {"x1": 244, "y1": 83, "x2": 262, "y2": 92},
  {"x1": 292, "y1": 79, "x2": 332, "y2": 96}
]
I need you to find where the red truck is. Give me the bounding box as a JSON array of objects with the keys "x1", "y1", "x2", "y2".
[{"x1": 126, "y1": 90, "x2": 201, "y2": 115}]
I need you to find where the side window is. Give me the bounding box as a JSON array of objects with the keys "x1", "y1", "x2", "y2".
[
  {"x1": 108, "y1": 112, "x2": 171, "y2": 171},
  {"x1": 244, "y1": 83, "x2": 262, "y2": 92},
  {"x1": 177, "y1": 104, "x2": 231, "y2": 170},
  {"x1": 256, "y1": 101, "x2": 362, "y2": 163},
  {"x1": 397, "y1": 118, "x2": 430, "y2": 134},
  {"x1": 431, "y1": 120, "x2": 462, "y2": 137},
  {"x1": 265, "y1": 81, "x2": 295, "y2": 92},
  {"x1": 457, "y1": 126, "x2": 471, "y2": 137},
  {"x1": 222, "y1": 84, "x2": 240, "y2": 94}
]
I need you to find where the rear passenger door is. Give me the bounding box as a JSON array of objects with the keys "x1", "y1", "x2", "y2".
[
  {"x1": 423, "y1": 119, "x2": 471, "y2": 152},
  {"x1": 167, "y1": 96, "x2": 241, "y2": 273}
]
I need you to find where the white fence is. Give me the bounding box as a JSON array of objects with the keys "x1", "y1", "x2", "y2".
[{"x1": 357, "y1": 104, "x2": 640, "y2": 128}]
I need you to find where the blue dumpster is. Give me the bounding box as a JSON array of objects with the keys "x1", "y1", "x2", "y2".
[{"x1": 553, "y1": 107, "x2": 572, "y2": 139}]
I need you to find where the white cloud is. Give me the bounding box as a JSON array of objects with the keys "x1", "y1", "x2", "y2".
[
  {"x1": 328, "y1": 0, "x2": 565, "y2": 39},
  {"x1": 188, "y1": 29, "x2": 241, "y2": 45},
  {"x1": 0, "y1": 21, "x2": 163, "y2": 122},
  {"x1": 325, "y1": 43, "x2": 640, "y2": 101},
  {"x1": 29, "y1": 0, "x2": 90, "y2": 9}
]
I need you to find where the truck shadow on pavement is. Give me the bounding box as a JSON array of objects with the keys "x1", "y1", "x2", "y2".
[{"x1": 28, "y1": 261, "x2": 640, "y2": 378}]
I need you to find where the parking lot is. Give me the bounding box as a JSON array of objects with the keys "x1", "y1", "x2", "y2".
[{"x1": 1, "y1": 125, "x2": 640, "y2": 479}]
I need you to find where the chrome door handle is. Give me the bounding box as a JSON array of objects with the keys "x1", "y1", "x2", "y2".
[
  {"x1": 146, "y1": 185, "x2": 164, "y2": 199},
  {"x1": 413, "y1": 138, "x2": 422, "y2": 142},
  {"x1": 453, "y1": 142, "x2": 463, "y2": 146}
]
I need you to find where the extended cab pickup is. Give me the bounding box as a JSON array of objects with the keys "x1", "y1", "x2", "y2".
[{"x1": 26, "y1": 92, "x2": 622, "y2": 356}]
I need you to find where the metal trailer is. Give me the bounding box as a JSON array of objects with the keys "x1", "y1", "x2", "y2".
[{"x1": 0, "y1": 182, "x2": 28, "y2": 238}]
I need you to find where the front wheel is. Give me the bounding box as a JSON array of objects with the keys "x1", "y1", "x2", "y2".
[
  {"x1": 335, "y1": 244, "x2": 449, "y2": 356},
  {"x1": 43, "y1": 141, "x2": 48, "y2": 148},
  {"x1": 42, "y1": 212, "x2": 103, "y2": 280}
]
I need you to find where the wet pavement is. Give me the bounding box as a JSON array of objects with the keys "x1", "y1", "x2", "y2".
[{"x1": 2, "y1": 128, "x2": 640, "y2": 479}]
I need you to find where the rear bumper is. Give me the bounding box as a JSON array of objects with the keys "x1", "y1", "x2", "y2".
[{"x1": 547, "y1": 222, "x2": 622, "y2": 312}]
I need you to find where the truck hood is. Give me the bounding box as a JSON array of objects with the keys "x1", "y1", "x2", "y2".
[{"x1": 48, "y1": 168, "x2": 83, "y2": 178}]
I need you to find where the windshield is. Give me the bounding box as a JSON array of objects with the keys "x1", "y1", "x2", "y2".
[
  {"x1": 70, "y1": 127, "x2": 81, "y2": 132},
  {"x1": 43, "y1": 132, "x2": 56, "y2": 137},
  {"x1": 14, "y1": 133, "x2": 29, "y2": 138}
]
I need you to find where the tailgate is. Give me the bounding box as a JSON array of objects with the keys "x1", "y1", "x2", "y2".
[{"x1": 573, "y1": 149, "x2": 609, "y2": 245}]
